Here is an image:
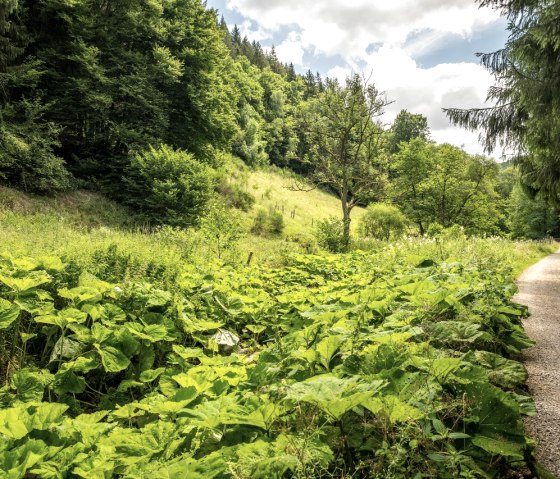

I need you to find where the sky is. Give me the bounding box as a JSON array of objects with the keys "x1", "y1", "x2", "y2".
[{"x1": 206, "y1": 0, "x2": 509, "y2": 157}]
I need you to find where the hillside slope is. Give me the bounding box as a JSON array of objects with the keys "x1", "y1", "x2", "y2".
[{"x1": 0, "y1": 166, "x2": 365, "y2": 269}]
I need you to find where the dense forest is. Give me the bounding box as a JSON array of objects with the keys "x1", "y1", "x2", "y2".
[{"x1": 1, "y1": 0, "x2": 558, "y2": 242}]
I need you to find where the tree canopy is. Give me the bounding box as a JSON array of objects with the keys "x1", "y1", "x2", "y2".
[{"x1": 302, "y1": 74, "x2": 390, "y2": 248}]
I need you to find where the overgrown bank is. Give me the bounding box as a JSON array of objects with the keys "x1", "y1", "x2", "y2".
[{"x1": 0, "y1": 237, "x2": 556, "y2": 478}]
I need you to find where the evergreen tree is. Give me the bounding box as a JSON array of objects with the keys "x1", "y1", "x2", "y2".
[{"x1": 445, "y1": 0, "x2": 560, "y2": 201}]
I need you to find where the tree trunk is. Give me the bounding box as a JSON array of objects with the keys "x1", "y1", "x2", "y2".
[{"x1": 342, "y1": 201, "x2": 351, "y2": 251}]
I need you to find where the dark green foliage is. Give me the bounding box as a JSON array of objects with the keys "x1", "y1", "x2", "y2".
[
  {"x1": 123, "y1": 145, "x2": 215, "y2": 227},
  {"x1": 445, "y1": 0, "x2": 560, "y2": 202},
  {"x1": 391, "y1": 139, "x2": 502, "y2": 235},
  {"x1": 251, "y1": 208, "x2": 285, "y2": 236},
  {"x1": 267, "y1": 210, "x2": 285, "y2": 235},
  {"x1": 0, "y1": 99, "x2": 71, "y2": 194},
  {"x1": 0, "y1": 1, "x2": 71, "y2": 194},
  {"x1": 508, "y1": 185, "x2": 560, "y2": 239},
  {"x1": 388, "y1": 109, "x2": 430, "y2": 154},
  {"x1": 217, "y1": 180, "x2": 255, "y2": 212},
  {"x1": 1, "y1": 0, "x2": 237, "y2": 197}
]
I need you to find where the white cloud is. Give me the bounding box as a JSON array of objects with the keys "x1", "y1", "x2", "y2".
[
  {"x1": 276, "y1": 31, "x2": 305, "y2": 66},
  {"x1": 225, "y1": 0, "x2": 500, "y2": 60},
  {"x1": 237, "y1": 20, "x2": 271, "y2": 43},
  {"x1": 328, "y1": 45, "x2": 494, "y2": 155},
  {"x1": 223, "y1": 0, "x2": 503, "y2": 155}
]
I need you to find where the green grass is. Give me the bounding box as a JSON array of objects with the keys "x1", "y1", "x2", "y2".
[
  {"x1": 244, "y1": 168, "x2": 365, "y2": 237},
  {"x1": 0, "y1": 166, "x2": 369, "y2": 269},
  {"x1": 1, "y1": 170, "x2": 557, "y2": 281}
]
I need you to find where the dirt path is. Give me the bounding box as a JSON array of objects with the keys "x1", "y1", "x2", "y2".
[{"x1": 514, "y1": 250, "x2": 560, "y2": 477}]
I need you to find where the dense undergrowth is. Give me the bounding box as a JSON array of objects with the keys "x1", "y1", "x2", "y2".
[{"x1": 0, "y1": 237, "x2": 556, "y2": 478}]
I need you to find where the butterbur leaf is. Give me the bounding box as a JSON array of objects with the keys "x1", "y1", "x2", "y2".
[
  {"x1": 315, "y1": 335, "x2": 343, "y2": 370},
  {"x1": 209, "y1": 329, "x2": 239, "y2": 354},
  {"x1": 363, "y1": 395, "x2": 424, "y2": 423},
  {"x1": 0, "y1": 403, "x2": 68, "y2": 439},
  {"x1": 11, "y1": 369, "x2": 53, "y2": 402},
  {"x1": 0, "y1": 298, "x2": 20, "y2": 329},
  {"x1": 472, "y1": 435, "x2": 525, "y2": 460},
  {"x1": 58, "y1": 286, "x2": 103, "y2": 305},
  {"x1": 246, "y1": 324, "x2": 266, "y2": 334},
  {"x1": 0, "y1": 407, "x2": 29, "y2": 439},
  {"x1": 117, "y1": 380, "x2": 144, "y2": 392},
  {"x1": 20, "y1": 332, "x2": 37, "y2": 343},
  {"x1": 78, "y1": 272, "x2": 114, "y2": 293},
  {"x1": 38, "y1": 256, "x2": 65, "y2": 271},
  {"x1": 139, "y1": 368, "x2": 166, "y2": 383},
  {"x1": 287, "y1": 375, "x2": 373, "y2": 420},
  {"x1": 49, "y1": 337, "x2": 85, "y2": 362},
  {"x1": 0, "y1": 439, "x2": 47, "y2": 479},
  {"x1": 225, "y1": 402, "x2": 285, "y2": 430},
  {"x1": 53, "y1": 369, "x2": 86, "y2": 394},
  {"x1": 0, "y1": 271, "x2": 51, "y2": 292},
  {"x1": 509, "y1": 392, "x2": 537, "y2": 417},
  {"x1": 96, "y1": 345, "x2": 130, "y2": 373},
  {"x1": 475, "y1": 351, "x2": 527, "y2": 389},
  {"x1": 430, "y1": 357, "x2": 463, "y2": 383}
]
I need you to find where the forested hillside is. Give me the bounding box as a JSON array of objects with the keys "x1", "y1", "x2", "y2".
[{"x1": 1, "y1": 0, "x2": 558, "y2": 240}]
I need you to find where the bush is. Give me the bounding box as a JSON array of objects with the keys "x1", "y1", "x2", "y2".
[
  {"x1": 359, "y1": 203, "x2": 407, "y2": 241},
  {"x1": 268, "y1": 210, "x2": 285, "y2": 234},
  {"x1": 200, "y1": 201, "x2": 243, "y2": 260},
  {"x1": 217, "y1": 181, "x2": 255, "y2": 212},
  {"x1": 251, "y1": 208, "x2": 285, "y2": 236},
  {"x1": 426, "y1": 222, "x2": 444, "y2": 238},
  {"x1": 123, "y1": 144, "x2": 215, "y2": 227},
  {"x1": 315, "y1": 216, "x2": 346, "y2": 252}
]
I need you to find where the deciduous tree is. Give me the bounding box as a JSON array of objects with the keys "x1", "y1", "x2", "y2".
[{"x1": 302, "y1": 74, "x2": 390, "y2": 248}]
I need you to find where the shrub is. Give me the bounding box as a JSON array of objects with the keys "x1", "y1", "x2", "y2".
[
  {"x1": 442, "y1": 224, "x2": 466, "y2": 241},
  {"x1": 123, "y1": 144, "x2": 215, "y2": 227},
  {"x1": 359, "y1": 203, "x2": 407, "y2": 241},
  {"x1": 268, "y1": 210, "x2": 285, "y2": 235},
  {"x1": 200, "y1": 201, "x2": 243, "y2": 260},
  {"x1": 315, "y1": 216, "x2": 346, "y2": 252},
  {"x1": 217, "y1": 181, "x2": 255, "y2": 212},
  {"x1": 251, "y1": 208, "x2": 285, "y2": 236},
  {"x1": 426, "y1": 222, "x2": 444, "y2": 238},
  {"x1": 251, "y1": 209, "x2": 268, "y2": 235}
]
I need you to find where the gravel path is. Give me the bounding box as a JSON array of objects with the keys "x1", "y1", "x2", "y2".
[{"x1": 514, "y1": 250, "x2": 560, "y2": 477}]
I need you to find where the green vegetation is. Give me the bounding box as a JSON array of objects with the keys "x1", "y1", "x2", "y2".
[
  {"x1": 0, "y1": 236, "x2": 556, "y2": 478},
  {"x1": 359, "y1": 203, "x2": 408, "y2": 241},
  {"x1": 446, "y1": 0, "x2": 560, "y2": 202},
  {"x1": 2, "y1": 0, "x2": 560, "y2": 477}
]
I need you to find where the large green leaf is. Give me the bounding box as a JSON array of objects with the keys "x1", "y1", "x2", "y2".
[
  {"x1": 0, "y1": 403, "x2": 68, "y2": 439},
  {"x1": 0, "y1": 271, "x2": 51, "y2": 292},
  {"x1": 0, "y1": 298, "x2": 20, "y2": 329},
  {"x1": 95, "y1": 345, "x2": 130, "y2": 373},
  {"x1": 474, "y1": 351, "x2": 528, "y2": 389},
  {"x1": 471, "y1": 435, "x2": 524, "y2": 460},
  {"x1": 363, "y1": 395, "x2": 424, "y2": 423},
  {"x1": 315, "y1": 335, "x2": 343, "y2": 370},
  {"x1": 287, "y1": 375, "x2": 373, "y2": 420}
]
